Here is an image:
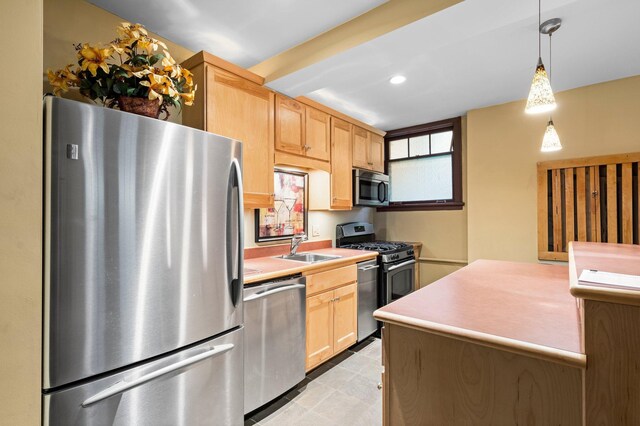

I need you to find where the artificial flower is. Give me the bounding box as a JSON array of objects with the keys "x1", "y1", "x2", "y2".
[
  {"x1": 120, "y1": 63, "x2": 151, "y2": 78},
  {"x1": 117, "y1": 22, "x2": 147, "y2": 41},
  {"x1": 180, "y1": 87, "x2": 196, "y2": 106},
  {"x1": 78, "y1": 44, "x2": 113, "y2": 77},
  {"x1": 180, "y1": 67, "x2": 194, "y2": 87},
  {"x1": 140, "y1": 73, "x2": 177, "y2": 104},
  {"x1": 47, "y1": 65, "x2": 79, "y2": 95},
  {"x1": 136, "y1": 36, "x2": 166, "y2": 54},
  {"x1": 160, "y1": 50, "x2": 179, "y2": 78}
]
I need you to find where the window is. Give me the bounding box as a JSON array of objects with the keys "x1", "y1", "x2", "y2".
[{"x1": 378, "y1": 117, "x2": 463, "y2": 211}]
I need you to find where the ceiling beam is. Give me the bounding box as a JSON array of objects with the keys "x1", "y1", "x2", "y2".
[{"x1": 249, "y1": 0, "x2": 463, "y2": 83}]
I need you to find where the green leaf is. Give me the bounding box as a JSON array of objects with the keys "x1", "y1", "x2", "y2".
[
  {"x1": 149, "y1": 53, "x2": 163, "y2": 65},
  {"x1": 132, "y1": 55, "x2": 149, "y2": 66}
]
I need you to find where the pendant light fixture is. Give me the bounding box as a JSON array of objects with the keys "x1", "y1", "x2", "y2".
[
  {"x1": 540, "y1": 18, "x2": 562, "y2": 152},
  {"x1": 525, "y1": 0, "x2": 556, "y2": 114}
]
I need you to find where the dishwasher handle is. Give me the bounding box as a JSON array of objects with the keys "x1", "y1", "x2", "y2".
[
  {"x1": 358, "y1": 264, "x2": 379, "y2": 271},
  {"x1": 243, "y1": 284, "x2": 305, "y2": 302}
]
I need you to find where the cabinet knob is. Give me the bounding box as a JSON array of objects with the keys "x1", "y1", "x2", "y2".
[{"x1": 377, "y1": 383, "x2": 383, "y2": 390}]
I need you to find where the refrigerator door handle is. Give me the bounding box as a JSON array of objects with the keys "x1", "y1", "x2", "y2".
[
  {"x1": 226, "y1": 158, "x2": 244, "y2": 307},
  {"x1": 243, "y1": 284, "x2": 306, "y2": 302},
  {"x1": 81, "y1": 344, "x2": 235, "y2": 407}
]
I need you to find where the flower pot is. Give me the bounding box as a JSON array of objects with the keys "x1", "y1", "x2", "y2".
[{"x1": 118, "y1": 96, "x2": 161, "y2": 119}]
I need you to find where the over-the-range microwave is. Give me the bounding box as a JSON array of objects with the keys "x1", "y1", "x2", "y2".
[{"x1": 353, "y1": 169, "x2": 389, "y2": 207}]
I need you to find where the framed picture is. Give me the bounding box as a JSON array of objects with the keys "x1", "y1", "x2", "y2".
[{"x1": 255, "y1": 170, "x2": 307, "y2": 243}]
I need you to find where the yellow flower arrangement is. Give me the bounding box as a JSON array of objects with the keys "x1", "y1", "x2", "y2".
[{"x1": 47, "y1": 22, "x2": 196, "y2": 119}]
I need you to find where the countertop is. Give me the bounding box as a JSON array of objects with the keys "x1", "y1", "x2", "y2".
[
  {"x1": 570, "y1": 241, "x2": 640, "y2": 306},
  {"x1": 374, "y1": 259, "x2": 585, "y2": 368},
  {"x1": 244, "y1": 248, "x2": 378, "y2": 284}
]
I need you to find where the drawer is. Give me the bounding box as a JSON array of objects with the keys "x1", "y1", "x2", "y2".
[{"x1": 306, "y1": 264, "x2": 357, "y2": 296}]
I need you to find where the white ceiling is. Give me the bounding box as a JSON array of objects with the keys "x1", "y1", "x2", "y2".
[
  {"x1": 268, "y1": 0, "x2": 640, "y2": 129},
  {"x1": 87, "y1": 0, "x2": 387, "y2": 68},
  {"x1": 88, "y1": 0, "x2": 640, "y2": 131}
]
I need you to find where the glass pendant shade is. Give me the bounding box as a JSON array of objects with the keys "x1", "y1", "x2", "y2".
[
  {"x1": 525, "y1": 58, "x2": 557, "y2": 114},
  {"x1": 541, "y1": 119, "x2": 562, "y2": 152}
]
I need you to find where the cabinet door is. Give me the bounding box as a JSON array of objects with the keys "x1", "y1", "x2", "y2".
[
  {"x1": 330, "y1": 118, "x2": 353, "y2": 210},
  {"x1": 352, "y1": 126, "x2": 371, "y2": 169},
  {"x1": 275, "y1": 94, "x2": 305, "y2": 156},
  {"x1": 305, "y1": 107, "x2": 330, "y2": 162},
  {"x1": 306, "y1": 291, "x2": 334, "y2": 371},
  {"x1": 207, "y1": 66, "x2": 275, "y2": 208},
  {"x1": 333, "y1": 283, "x2": 358, "y2": 354},
  {"x1": 370, "y1": 132, "x2": 385, "y2": 173}
]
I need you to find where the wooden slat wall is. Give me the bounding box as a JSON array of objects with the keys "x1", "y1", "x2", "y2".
[
  {"x1": 564, "y1": 168, "x2": 574, "y2": 251},
  {"x1": 537, "y1": 153, "x2": 640, "y2": 261}
]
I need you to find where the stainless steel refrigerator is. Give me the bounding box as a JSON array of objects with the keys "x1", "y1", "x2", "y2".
[{"x1": 42, "y1": 97, "x2": 244, "y2": 425}]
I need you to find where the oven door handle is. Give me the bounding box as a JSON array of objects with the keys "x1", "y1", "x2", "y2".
[{"x1": 387, "y1": 259, "x2": 416, "y2": 271}]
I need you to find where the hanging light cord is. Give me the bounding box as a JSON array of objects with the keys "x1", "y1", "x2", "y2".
[
  {"x1": 538, "y1": 0, "x2": 541, "y2": 58},
  {"x1": 549, "y1": 32, "x2": 553, "y2": 121},
  {"x1": 549, "y1": 33, "x2": 552, "y2": 81}
]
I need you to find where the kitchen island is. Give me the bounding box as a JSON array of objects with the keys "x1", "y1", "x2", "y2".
[
  {"x1": 374, "y1": 242, "x2": 640, "y2": 425},
  {"x1": 375, "y1": 259, "x2": 584, "y2": 425}
]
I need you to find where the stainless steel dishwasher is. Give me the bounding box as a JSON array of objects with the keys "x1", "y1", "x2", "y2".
[
  {"x1": 357, "y1": 259, "x2": 380, "y2": 342},
  {"x1": 243, "y1": 275, "x2": 306, "y2": 414}
]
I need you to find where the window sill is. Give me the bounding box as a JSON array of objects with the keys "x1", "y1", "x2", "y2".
[{"x1": 376, "y1": 201, "x2": 465, "y2": 212}]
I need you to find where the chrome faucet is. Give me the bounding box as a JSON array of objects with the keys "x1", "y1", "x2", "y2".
[{"x1": 290, "y1": 233, "x2": 308, "y2": 255}]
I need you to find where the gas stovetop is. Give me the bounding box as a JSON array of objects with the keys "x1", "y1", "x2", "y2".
[
  {"x1": 339, "y1": 241, "x2": 411, "y2": 255},
  {"x1": 336, "y1": 222, "x2": 415, "y2": 263}
]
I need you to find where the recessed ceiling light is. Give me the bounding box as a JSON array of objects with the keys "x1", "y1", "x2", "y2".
[{"x1": 389, "y1": 75, "x2": 406, "y2": 85}]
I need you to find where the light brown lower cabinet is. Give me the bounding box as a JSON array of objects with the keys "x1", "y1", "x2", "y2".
[{"x1": 305, "y1": 266, "x2": 358, "y2": 371}]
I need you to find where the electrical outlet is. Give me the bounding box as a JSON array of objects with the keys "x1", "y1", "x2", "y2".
[{"x1": 312, "y1": 224, "x2": 320, "y2": 237}]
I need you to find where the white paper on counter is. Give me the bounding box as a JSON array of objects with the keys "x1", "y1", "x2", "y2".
[{"x1": 579, "y1": 269, "x2": 640, "y2": 290}]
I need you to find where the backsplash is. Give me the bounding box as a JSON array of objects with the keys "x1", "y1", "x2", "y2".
[{"x1": 244, "y1": 208, "x2": 374, "y2": 248}]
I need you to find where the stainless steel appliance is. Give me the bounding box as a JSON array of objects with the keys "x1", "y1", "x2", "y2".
[
  {"x1": 337, "y1": 222, "x2": 415, "y2": 310},
  {"x1": 356, "y1": 259, "x2": 380, "y2": 341},
  {"x1": 43, "y1": 97, "x2": 244, "y2": 425},
  {"x1": 353, "y1": 169, "x2": 389, "y2": 207},
  {"x1": 243, "y1": 275, "x2": 306, "y2": 414}
]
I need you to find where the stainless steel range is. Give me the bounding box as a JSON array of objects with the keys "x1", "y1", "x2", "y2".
[{"x1": 336, "y1": 222, "x2": 415, "y2": 335}]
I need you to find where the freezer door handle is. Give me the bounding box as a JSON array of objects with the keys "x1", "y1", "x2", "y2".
[
  {"x1": 243, "y1": 284, "x2": 306, "y2": 302},
  {"x1": 81, "y1": 343, "x2": 235, "y2": 407},
  {"x1": 227, "y1": 158, "x2": 244, "y2": 307}
]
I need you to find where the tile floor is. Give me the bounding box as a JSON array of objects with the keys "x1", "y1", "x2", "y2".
[{"x1": 245, "y1": 337, "x2": 382, "y2": 426}]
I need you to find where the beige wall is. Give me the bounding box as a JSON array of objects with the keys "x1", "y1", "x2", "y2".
[
  {"x1": 245, "y1": 208, "x2": 374, "y2": 248},
  {"x1": 43, "y1": 0, "x2": 195, "y2": 123},
  {"x1": 375, "y1": 117, "x2": 468, "y2": 286},
  {"x1": 0, "y1": 0, "x2": 43, "y2": 424},
  {"x1": 467, "y1": 75, "x2": 640, "y2": 263}
]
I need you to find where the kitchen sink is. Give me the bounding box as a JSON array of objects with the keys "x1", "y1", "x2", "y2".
[{"x1": 275, "y1": 253, "x2": 342, "y2": 263}]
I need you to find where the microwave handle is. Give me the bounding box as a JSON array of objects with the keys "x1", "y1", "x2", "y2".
[{"x1": 378, "y1": 182, "x2": 387, "y2": 203}]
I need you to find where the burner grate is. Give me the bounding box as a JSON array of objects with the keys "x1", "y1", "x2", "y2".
[{"x1": 341, "y1": 241, "x2": 410, "y2": 254}]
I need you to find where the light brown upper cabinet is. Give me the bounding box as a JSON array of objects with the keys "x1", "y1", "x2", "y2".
[
  {"x1": 370, "y1": 133, "x2": 385, "y2": 172},
  {"x1": 353, "y1": 126, "x2": 385, "y2": 173},
  {"x1": 305, "y1": 107, "x2": 331, "y2": 162},
  {"x1": 181, "y1": 52, "x2": 275, "y2": 209},
  {"x1": 330, "y1": 118, "x2": 353, "y2": 209},
  {"x1": 275, "y1": 94, "x2": 305, "y2": 156},
  {"x1": 275, "y1": 95, "x2": 332, "y2": 172}
]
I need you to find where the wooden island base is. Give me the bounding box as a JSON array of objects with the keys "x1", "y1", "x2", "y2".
[
  {"x1": 383, "y1": 325, "x2": 582, "y2": 424},
  {"x1": 376, "y1": 243, "x2": 640, "y2": 425}
]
